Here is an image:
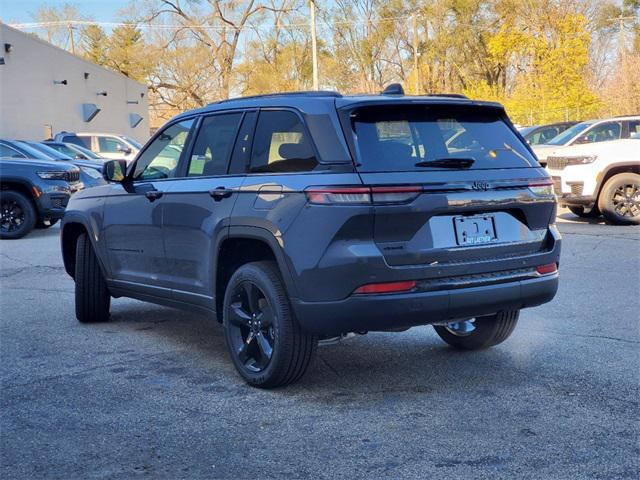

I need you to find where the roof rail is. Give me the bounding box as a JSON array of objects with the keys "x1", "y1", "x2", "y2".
[
  {"x1": 613, "y1": 113, "x2": 639, "y2": 118},
  {"x1": 427, "y1": 93, "x2": 469, "y2": 99},
  {"x1": 210, "y1": 90, "x2": 342, "y2": 105}
]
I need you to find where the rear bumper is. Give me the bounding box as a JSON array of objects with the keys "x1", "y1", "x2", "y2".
[
  {"x1": 292, "y1": 273, "x2": 559, "y2": 336},
  {"x1": 558, "y1": 195, "x2": 596, "y2": 207}
]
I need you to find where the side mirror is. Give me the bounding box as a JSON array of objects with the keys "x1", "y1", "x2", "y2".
[
  {"x1": 117, "y1": 144, "x2": 132, "y2": 155},
  {"x1": 575, "y1": 135, "x2": 589, "y2": 144},
  {"x1": 103, "y1": 159, "x2": 128, "y2": 183}
]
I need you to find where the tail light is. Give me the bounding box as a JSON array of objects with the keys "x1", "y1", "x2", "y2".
[
  {"x1": 536, "y1": 263, "x2": 557, "y2": 275},
  {"x1": 305, "y1": 187, "x2": 370, "y2": 205},
  {"x1": 354, "y1": 280, "x2": 417, "y2": 295},
  {"x1": 528, "y1": 179, "x2": 554, "y2": 196},
  {"x1": 305, "y1": 186, "x2": 422, "y2": 205}
]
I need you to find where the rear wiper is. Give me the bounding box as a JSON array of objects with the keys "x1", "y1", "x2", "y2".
[{"x1": 415, "y1": 158, "x2": 475, "y2": 168}]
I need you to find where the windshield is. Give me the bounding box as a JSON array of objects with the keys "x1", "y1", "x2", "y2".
[
  {"x1": 546, "y1": 121, "x2": 594, "y2": 146},
  {"x1": 349, "y1": 105, "x2": 537, "y2": 172},
  {"x1": 122, "y1": 136, "x2": 143, "y2": 149},
  {"x1": 47, "y1": 143, "x2": 78, "y2": 157},
  {"x1": 518, "y1": 126, "x2": 536, "y2": 136},
  {"x1": 13, "y1": 141, "x2": 56, "y2": 161},
  {"x1": 23, "y1": 142, "x2": 72, "y2": 160}
]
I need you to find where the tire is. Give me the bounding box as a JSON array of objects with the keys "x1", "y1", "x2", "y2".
[
  {"x1": 223, "y1": 261, "x2": 317, "y2": 388},
  {"x1": 75, "y1": 233, "x2": 111, "y2": 323},
  {"x1": 0, "y1": 190, "x2": 36, "y2": 239},
  {"x1": 36, "y1": 218, "x2": 59, "y2": 229},
  {"x1": 433, "y1": 310, "x2": 519, "y2": 350},
  {"x1": 568, "y1": 206, "x2": 600, "y2": 218},
  {"x1": 597, "y1": 173, "x2": 640, "y2": 225}
]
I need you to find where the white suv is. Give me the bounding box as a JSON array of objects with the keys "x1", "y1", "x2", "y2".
[
  {"x1": 546, "y1": 138, "x2": 640, "y2": 225},
  {"x1": 533, "y1": 116, "x2": 640, "y2": 166},
  {"x1": 54, "y1": 132, "x2": 142, "y2": 162}
]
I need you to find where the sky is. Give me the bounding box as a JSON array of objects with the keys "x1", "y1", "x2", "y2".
[{"x1": 0, "y1": 0, "x2": 131, "y2": 24}]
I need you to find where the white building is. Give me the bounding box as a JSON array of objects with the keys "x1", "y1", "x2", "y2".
[{"x1": 0, "y1": 22, "x2": 149, "y2": 142}]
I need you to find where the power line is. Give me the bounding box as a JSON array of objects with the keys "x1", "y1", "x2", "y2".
[{"x1": 9, "y1": 14, "x2": 422, "y2": 32}]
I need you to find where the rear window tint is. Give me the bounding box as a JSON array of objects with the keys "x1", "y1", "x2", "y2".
[{"x1": 349, "y1": 105, "x2": 537, "y2": 171}]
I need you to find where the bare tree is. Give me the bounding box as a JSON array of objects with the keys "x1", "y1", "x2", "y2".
[{"x1": 144, "y1": 0, "x2": 292, "y2": 99}]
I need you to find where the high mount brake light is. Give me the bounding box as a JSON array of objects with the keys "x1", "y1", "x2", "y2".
[
  {"x1": 536, "y1": 263, "x2": 558, "y2": 275},
  {"x1": 354, "y1": 280, "x2": 417, "y2": 295},
  {"x1": 305, "y1": 186, "x2": 422, "y2": 205}
]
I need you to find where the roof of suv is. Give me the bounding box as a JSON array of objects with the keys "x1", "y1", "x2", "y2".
[{"x1": 174, "y1": 91, "x2": 505, "y2": 120}]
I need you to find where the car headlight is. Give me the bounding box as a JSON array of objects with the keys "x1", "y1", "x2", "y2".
[
  {"x1": 82, "y1": 167, "x2": 102, "y2": 179},
  {"x1": 37, "y1": 171, "x2": 68, "y2": 180},
  {"x1": 567, "y1": 155, "x2": 597, "y2": 165}
]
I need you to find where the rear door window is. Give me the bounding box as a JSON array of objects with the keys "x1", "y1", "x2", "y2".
[
  {"x1": 627, "y1": 120, "x2": 640, "y2": 138},
  {"x1": 74, "y1": 135, "x2": 93, "y2": 149},
  {"x1": 249, "y1": 110, "x2": 318, "y2": 173},
  {"x1": 186, "y1": 113, "x2": 242, "y2": 177},
  {"x1": 63, "y1": 135, "x2": 90, "y2": 149},
  {"x1": 349, "y1": 105, "x2": 536, "y2": 171}
]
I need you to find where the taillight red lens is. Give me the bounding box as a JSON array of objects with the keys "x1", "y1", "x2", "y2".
[
  {"x1": 529, "y1": 179, "x2": 555, "y2": 196},
  {"x1": 305, "y1": 186, "x2": 421, "y2": 205},
  {"x1": 536, "y1": 263, "x2": 558, "y2": 275},
  {"x1": 370, "y1": 186, "x2": 422, "y2": 203},
  {"x1": 305, "y1": 187, "x2": 371, "y2": 204},
  {"x1": 354, "y1": 280, "x2": 417, "y2": 295}
]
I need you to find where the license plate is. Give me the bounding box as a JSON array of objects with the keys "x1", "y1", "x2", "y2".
[{"x1": 454, "y1": 215, "x2": 497, "y2": 246}]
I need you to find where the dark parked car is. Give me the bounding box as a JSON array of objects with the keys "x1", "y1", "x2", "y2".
[
  {"x1": 60, "y1": 87, "x2": 561, "y2": 387},
  {"x1": 0, "y1": 154, "x2": 82, "y2": 239},
  {"x1": 1, "y1": 140, "x2": 105, "y2": 188},
  {"x1": 518, "y1": 122, "x2": 578, "y2": 146},
  {"x1": 43, "y1": 141, "x2": 107, "y2": 162}
]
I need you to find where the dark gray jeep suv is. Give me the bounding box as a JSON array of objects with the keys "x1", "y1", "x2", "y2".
[{"x1": 61, "y1": 87, "x2": 561, "y2": 387}]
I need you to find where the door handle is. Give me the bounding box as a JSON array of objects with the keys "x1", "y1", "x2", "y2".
[
  {"x1": 145, "y1": 190, "x2": 164, "y2": 202},
  {"x1": 209, "y1": 186, "x2": 233, "y2": 202}
]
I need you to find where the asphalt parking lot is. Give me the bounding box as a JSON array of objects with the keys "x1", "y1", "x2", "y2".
[{"x1": 1, "y1": 208, "x2": 639, "y2": 479}]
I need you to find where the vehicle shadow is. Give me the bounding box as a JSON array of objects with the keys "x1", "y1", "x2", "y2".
[
  {"x1": 556, "y1": 212, "x2": 606, "y2": 225},
  {"x1": 106, "y1": 300, "x2": 530, "y2": 399}
]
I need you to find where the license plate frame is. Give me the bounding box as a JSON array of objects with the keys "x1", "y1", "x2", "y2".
[{"x1": 453, "y1": 215, "x2": 497, "y2": 246}]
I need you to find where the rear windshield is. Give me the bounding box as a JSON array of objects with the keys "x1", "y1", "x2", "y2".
[{"x1": 348, "y1": 105, "x2": 537, "y2": 171}]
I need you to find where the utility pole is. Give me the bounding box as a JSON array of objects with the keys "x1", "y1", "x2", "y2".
[
  {"x1": 619, "y1": 14, "x2": 625, "y2": 59},
  {"x1": 309, "y1": 0, "x2": 319, "y2": 90},
  {"x1": 608, "y1": 15, "x2": 635, "y2": 60},
  {"x1": 68, "y1": 22, "x2": 75, "y2": 54},
  {"x1": 412, "y1": 13, "x2": 420, "y2": 94}
]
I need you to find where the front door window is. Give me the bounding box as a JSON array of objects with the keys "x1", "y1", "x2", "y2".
[{"x1": 133, "y1": 120, "x2": 194, "y2": 180}]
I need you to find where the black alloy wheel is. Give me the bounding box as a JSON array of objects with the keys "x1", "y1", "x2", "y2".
[
  {"x1": 226, "y1": 281, "x2": 275, "y2": 372},
  {"x1": 1, "y1": 199, "x2": 25, "y2": 232},
  {"x1": 223, "y1": 261, "x2": 317, "y2": 388},
  {"x1": 0, "y1": 191, "x2": 36, "y2": 239}
]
